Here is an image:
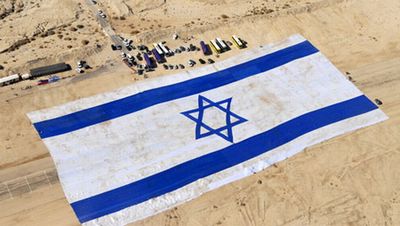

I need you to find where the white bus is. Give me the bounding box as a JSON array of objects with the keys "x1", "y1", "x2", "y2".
[
  {"x1": 210, "y1": 39, "x2": 222, "y2": 53},
  {"x1": 158, "y1": 42, "x2": 172, "y2": 56},
  {"x1": 216, "y1": 37, "x2": 228, "y2": 51},
  {"x1": 232, "y1": 35, "x2": 245, "y2": 49},
  {"x1": 153, "y1": 43, "x2": 164, "y2": 55},
  {"x1": 0, "y1": 74, "x2": 20, "y2": 87}
]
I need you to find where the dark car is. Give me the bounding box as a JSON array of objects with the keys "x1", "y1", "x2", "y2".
[
  {"x1": 199, "y1": 58, "x2": 206, "y2": 64},
  {"x1": 207, "y1": 58, "x2": 215, "y2": 64},
  {"x1": 136, "y1": 53, "x2": 143, "y2": 61}
]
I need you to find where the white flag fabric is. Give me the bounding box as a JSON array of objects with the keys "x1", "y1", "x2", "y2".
[{"x1": 28, "y1": 34, "x2": 387, "y2": 226}]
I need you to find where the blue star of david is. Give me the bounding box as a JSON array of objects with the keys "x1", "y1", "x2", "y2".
[{"x1": 181, "y1": 95, "x2": 247, "y2": 143}]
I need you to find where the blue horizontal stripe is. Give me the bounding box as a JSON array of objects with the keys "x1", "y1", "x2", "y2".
[
  {"x1": 33, "y1": 41, "x2": 318, "y2": 139},
  {"x1": 71, "y1": 95, "x2": 377, "y2": 223}
]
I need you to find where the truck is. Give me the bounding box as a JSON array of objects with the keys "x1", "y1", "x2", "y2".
[
  {"x1": 21, "y1": 73, "x2": 32, "y2": 80},
  {"x1": 152, "y1": 49, "x2": 165, "y2": 63},
  {"x1": 200, "y1": 41, "x2": 211, "y2": 55},
  {"x1": 143, "y1": 53, "x2": 156, "y2": 68}
]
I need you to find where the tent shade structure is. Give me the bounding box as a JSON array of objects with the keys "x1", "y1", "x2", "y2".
[{"x1": 30, "y1": 63, "x2": 71, "y2": 78}]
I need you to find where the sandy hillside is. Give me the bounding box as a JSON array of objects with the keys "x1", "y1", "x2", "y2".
[{"x1": 0, "y1": 0, "x2": 400, "y2": 225}]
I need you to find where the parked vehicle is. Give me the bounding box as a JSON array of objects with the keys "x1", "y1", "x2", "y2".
[
  {"x1": 0, "y1": 74, "x2": 20, "y2": 87},
  {"x1": 153, "y1": 43, "x2": 164, "y2": 56},
  {"x1": 200, "y1": 41, "x2": 211, "y2": 55},
  {"x1": 136, "y1": 52, "x2": 143, "y2": 61},
  {"x1": 37, "y1": 79, "x2": 49, "y2": 86},
  {"x1": 143, "y1": 53, "x2": 156, "y2": 68},
  {"x1": 232, "y1": 35, "x2": 246, "y2": 48},
  {"x1": 188, "y1": 60, "x2": 196, "y2": 67},
  {"x1": 21, "y1": 73, "x2": 32, "y2": 80},
  {"x1": 77, "y1": 60, "x2": 86, "y2": 68},
  {"x1": 123, "y1": 39, "x2": 133, "y2": 47},
  {"x1": 97, "y1": 10, "x2": 106, "y2": 18},
  {"x1": 210, "y1": 40, "x2": 221, "y2": 53},
  {"x1": 216, "y1": 37, "x2": 229, "y2": 51},
  {"x1": 152, "y1": 49, "x2": 165, "y2": 63},
  {"x1": 48, "y1": 75, "x2": 60, "y2": 83},
  {"x1": 123, "y1": 58, "x2": 133, "y2": 67},
  {"x1": 189, "y1": 44, "x2": 196, "y2": 51},
  {"x1": 76, "y1": 68, "x2": 84, "y2": 73},
  {"x1": 158, "y1": 42, "x2": 172, "y2": 56}
]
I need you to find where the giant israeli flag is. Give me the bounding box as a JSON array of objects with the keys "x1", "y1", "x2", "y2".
[{"x1": 28, "y1": 35, "x2": 387, "y2": 225}]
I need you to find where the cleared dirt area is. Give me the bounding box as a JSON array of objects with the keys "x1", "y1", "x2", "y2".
[
  {"x1": 0, "y1": 0, "x2": 109, "y2": 78},
  {"x1": 0, "y1": 0, "x2": 399, "y2": 225}
]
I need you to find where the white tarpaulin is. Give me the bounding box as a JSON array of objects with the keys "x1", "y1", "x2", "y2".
[{"x1": 28, "y1": 34, "x2": 387, "y2": 226}]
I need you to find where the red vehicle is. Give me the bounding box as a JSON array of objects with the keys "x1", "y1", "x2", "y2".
[{"x1": 37, "y1": 79, "x2": 49, "y2": 85}]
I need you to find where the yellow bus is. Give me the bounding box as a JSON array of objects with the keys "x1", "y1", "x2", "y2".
[
  {"x1": 232, "y1": 35, "x2": 245, "y2": 49},
  {"x1": 210, "y1": 39, "x2": 222, "y2": 53},
  {"x1": 216, "y1": 37, "x2": 228, "y2": 50}
]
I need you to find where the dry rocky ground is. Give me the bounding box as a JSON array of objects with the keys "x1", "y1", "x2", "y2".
[{"x1": 0, "y1": 0, "x2": 108, "y2": 78}]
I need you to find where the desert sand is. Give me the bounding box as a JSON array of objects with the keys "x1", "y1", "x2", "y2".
[{"x1": 0, "y1": 0, "x2": 399, "y2": 225}]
